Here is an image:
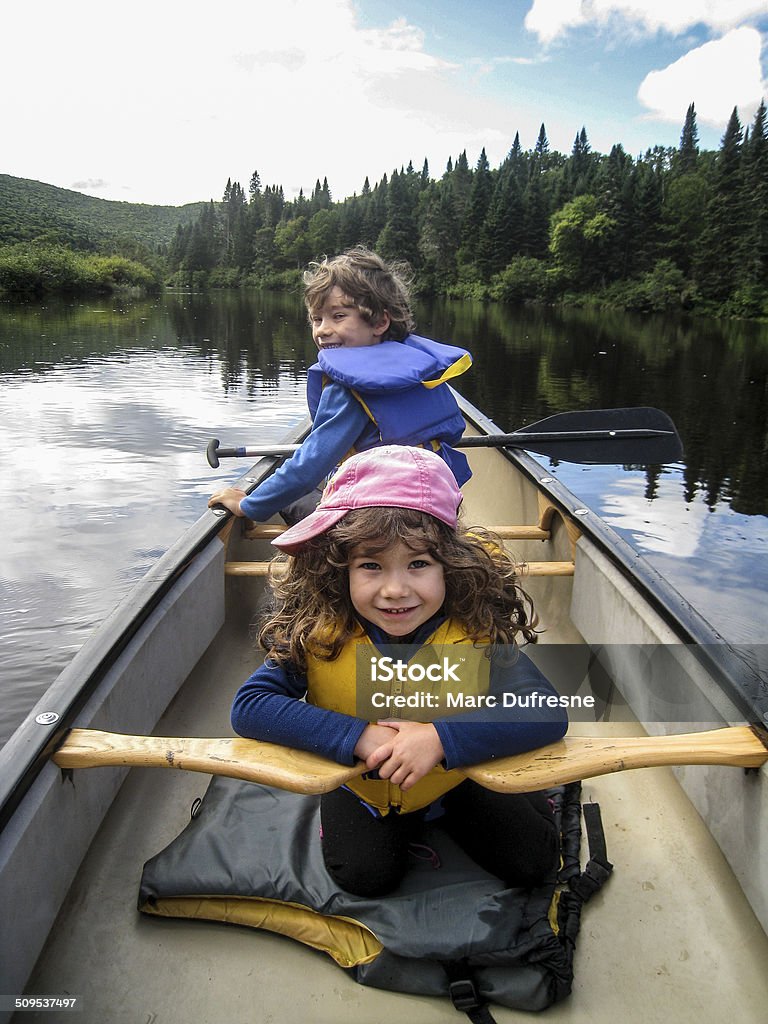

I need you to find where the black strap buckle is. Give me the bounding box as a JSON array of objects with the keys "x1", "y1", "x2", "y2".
[
  {"x1": 570, "y1": 855, "x2": 613, "y2": 902},
  {"x1": 449, "y1": 977, "x2": 481, "y2": 1012}
]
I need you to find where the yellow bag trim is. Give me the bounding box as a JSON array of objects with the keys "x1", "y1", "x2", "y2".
[
  {"x1": 548, "y1": 889, "x2": 561, "y2": 936},
  {"x1": 422, "y1": 352, "x2": 473, "y2": 388},
  {"x1": 141, "y1": 894, "x2": 384, "y2": 968}
]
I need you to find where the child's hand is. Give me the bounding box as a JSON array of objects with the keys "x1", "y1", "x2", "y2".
[
  {"x1": 367, "y1": 721, "x2": 445, "y2": 791},
  {"x1": 354, "y1": 723, "x2": 398, "y2": 762},
  {"x1": 208, "y1": 486, "x2": 247, "y2": 516}
]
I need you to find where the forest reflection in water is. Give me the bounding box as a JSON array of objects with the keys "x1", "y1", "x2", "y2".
[{"x1": 0, "y1": 288, "x2": 766, "y2": 743}]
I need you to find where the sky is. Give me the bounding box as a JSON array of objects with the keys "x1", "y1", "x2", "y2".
[{"x1": 2, "y1": 0, "x2": 767, "y2": 207}]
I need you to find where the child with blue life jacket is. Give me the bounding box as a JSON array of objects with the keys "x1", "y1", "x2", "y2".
[
  {"x1": 231, "y1": 445, "x2": 568, "y2": 898},
  {"x1": 208, "y1": 247, "x2": 472, "y2": 523}
]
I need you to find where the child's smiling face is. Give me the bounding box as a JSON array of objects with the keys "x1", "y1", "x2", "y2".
[
  {"x1": 311, "y1": 286, "x2": 390, "y2": 350},
  {"x1": 347, "y1": 539, "x2": 446, "y2": 637}
]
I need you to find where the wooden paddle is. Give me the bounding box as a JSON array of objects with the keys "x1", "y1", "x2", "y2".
[
  {"x1": 53, "y1": 725, "x2": 768, "y2": 795},
  {"x1": 206, "y1": 407, "x2": 683, "y2": 469}
]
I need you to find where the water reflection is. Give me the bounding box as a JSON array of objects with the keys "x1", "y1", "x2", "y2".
[
  {"x1": 1, "y1": 290, "x2": 766, "y2": 744},
  {"x1": 415, "y1": 298, "x2": 768, "y2": 517}
]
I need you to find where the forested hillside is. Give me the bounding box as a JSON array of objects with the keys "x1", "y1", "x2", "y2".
[
  {"x1": 0, "y1": 174, "x2": 205, "y2": 250},
  {"x1": 3, "y1": 101, "x2": 767, "y2": 317},
  {"x1": 0, "y1": 175, "x2": 209, "y2": 297},
  {"x1": 169, "y1": 102, "x2": 768, "y2": 319}
]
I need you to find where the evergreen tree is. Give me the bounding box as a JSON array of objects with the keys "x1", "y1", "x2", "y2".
[
  {"x1": 520, "y1": 172, "x2": 547, "y2": 258},
  {"x1": 533, "y1": 123, "x2": 550, "y2": 164},
  {"x1": 568, "y1": 126, "x2": 594, "y2": 195},
  {"x1": 677, "y1": 103, "x2": 699, "y2": 174},
  {"x1": 631, "y1": 160, "x2": 664, "y2": 274},
  {"x1": 596, "y1": 144, "x2": 635, "y2": 277},
  {"x1": 480, "y1": 163, "x2": 525, "y2": 274},
  {"x1": 451, "y1": 151, "x2": 472, "y2": 227},
  {"x1": 376, "y1": 168, "x2": 419, "y2": 267},
  {"x1": 186, "y1": 201, "x2": 218, "y2": 272},
  {"x1": 419, "y1": 181, "x2": 460, "y2": 290},
  {"x1": 461, "y1": 148, "x2": 493, "y2": 269},
  {"x1": 742, "y1": 100, "x2": 768, "y2": 294},
  {"x1": 695, "y1": 107, "x2": 747, "y2": 302}
]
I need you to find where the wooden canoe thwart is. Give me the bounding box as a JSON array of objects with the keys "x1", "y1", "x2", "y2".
[{"x1": 53, "y1": 725, "x2": 768, "y2": 796}]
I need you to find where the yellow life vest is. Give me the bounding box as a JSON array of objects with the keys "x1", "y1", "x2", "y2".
[{"x1": 305, "y1": 619, "x2": 491, "y2": 814}]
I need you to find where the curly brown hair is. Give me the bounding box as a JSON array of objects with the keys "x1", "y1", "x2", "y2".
[
  {"x1": 303, "y1": 246, "x2": 415, "y2": 341},
  {"x1": 258, "y1": 507, "x2": 538, "y2": 670}
]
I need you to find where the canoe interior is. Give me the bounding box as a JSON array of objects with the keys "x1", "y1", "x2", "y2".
[{"x1": 3, "y1": 397, "x2": 768, "y2": 1024}]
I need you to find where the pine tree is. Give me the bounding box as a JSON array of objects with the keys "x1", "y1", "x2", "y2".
[
  {"x1": 741, "y1": 99, "x2": 768, "y2": 298},
  {"x1": 462, "y1": 148, "x2": 493, "y2": 266},
  {"x1": 419, "y1": 181, "x2": 460, "y2": 290},
  {"x1": 480, "y1": 163, "x2": 525, "y2": 274},
  {"x1": 677, "y1": 103, "x2": 699, "y2": 174},
  {"x1": 694, "y1": 107, "x2": 747, "y2": 302},
  {"x1": 376, "y1": 169, "x2": 419, "y2": 266},
  {"x1": 533, "y1": 124, "x2": 550, "y2": 163},
  {"x1": 450, "y1": 151, "x2": 472, "y2": 228},
  {"x1": 568, "y1": 126, "x2": 593, "y2": 195}
]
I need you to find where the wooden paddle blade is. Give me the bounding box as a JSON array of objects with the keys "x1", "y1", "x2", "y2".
[
  {"x1": 53, "y1": 729, "x2": 366, "y2": 795},
  {"x1": 463, "y1": 726, "x2": 768, "y2": 793}
]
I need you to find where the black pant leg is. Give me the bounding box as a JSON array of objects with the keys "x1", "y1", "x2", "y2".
[
  {"x1": 279, "y1": 488, "x2": 323, "y2": 526},
  {"x1": 441, "y1": 780, "x2": 559, "y2": 888},
  {"x1": 320, "y1": 787, "x2": 422, "y2": 897}
]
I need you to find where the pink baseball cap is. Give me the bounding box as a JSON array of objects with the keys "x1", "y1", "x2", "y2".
[{"x1": 273, "y1": 445, "x2": 463, "y2": 554}]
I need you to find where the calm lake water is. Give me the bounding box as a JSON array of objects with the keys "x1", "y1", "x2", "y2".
[{"x1": 1, "y1": 289, "x2": 767, "y2": 745}]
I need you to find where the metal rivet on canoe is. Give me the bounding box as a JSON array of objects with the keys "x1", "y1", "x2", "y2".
[
  {"x1": 574, "y1": 508, "x2": 590, "y2": 516},
  {"x1": 35, "y1": 712, "x2": 60, "y2": 726},
  {"x1": 539, "y1": 476, "x2": 554, "y2": 483}
]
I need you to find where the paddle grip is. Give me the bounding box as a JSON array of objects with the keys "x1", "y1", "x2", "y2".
[{"x1": 207, "y1": 438, "x2": 246, "y2": 468}]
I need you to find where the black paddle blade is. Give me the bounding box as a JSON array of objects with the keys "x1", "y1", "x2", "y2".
[{"x1": 460, "y1": 408, "x2": 684, "y2": 465}]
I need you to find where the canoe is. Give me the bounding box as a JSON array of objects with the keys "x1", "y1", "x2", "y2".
[{"x1": 1, "y1": 391, "x2": 767, "y2": 1024}]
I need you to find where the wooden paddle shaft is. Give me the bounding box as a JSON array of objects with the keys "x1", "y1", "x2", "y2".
[
  {"x1": 465, "y1": 725, "x2": 768, "y2": 792},
  {"x1": 53, "y1": 730, "x2": 365, "y2": 794},
  {"x1": 53, "y1": 726, "x2": 768, "y2": 795}
]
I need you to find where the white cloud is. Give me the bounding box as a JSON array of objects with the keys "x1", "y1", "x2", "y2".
[
  {"x1": 0, "y1": 0, "x2": 468, "y2": 205},
  {"x1": 638, "y1": 27, "x2": 767, "y2": 127},
  {"x1": 525, "y1": 0, "x2": 588, "y2": 45},
  {"x1": 525, "y1": 0, "x2": 768, "y2": 44}
]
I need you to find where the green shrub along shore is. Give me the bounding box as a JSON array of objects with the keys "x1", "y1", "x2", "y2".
[
  {"x1": 2, "y1": 101, "x2": 767, "y2": 318},
  {"x1": 0, "y1": 243, "x2": 162, "y2": 298}
]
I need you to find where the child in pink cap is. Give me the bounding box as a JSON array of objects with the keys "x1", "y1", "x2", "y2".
[{"x1": 231, "y1": 446, "x2": 567, "y2": 898}]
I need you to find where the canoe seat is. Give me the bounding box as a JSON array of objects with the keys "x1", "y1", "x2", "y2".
[
  {"x1": 236, "y1": 499, "x2": 579, "y2": 578},
  {"x1": 225, "y1": 560, "x2": 574, "y2": 578},
  {"x1": 244, "y1": 523, "x2": 552, "y2": 542}
]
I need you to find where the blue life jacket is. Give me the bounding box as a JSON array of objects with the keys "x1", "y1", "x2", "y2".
[{"x1": 306, "y1": 335, "x2": 472, "y2": 484}]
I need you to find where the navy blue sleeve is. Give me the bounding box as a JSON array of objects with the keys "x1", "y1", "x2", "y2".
[
  {"x1": 434, "y1": 649, "x2": 568, "y2": 769},
  {"x1": 239, "y1": 383, "x2": 370, "y2": 521},
  {"x1": 230, "y1": 658, "x2": 367, "y2": 765}
]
